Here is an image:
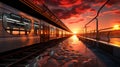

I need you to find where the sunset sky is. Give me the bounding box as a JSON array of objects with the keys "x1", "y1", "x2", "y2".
[{"x1": 34, "y1": 0, "x2": 120, "y2": 33}]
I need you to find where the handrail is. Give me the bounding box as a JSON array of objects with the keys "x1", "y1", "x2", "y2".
[{"x1": 84, "y1": 0, "x2": 110, "y2": 39}]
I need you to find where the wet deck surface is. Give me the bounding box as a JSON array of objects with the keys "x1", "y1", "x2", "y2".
[{"x1": 37, "y1": 35, "x2": 119, "y2": 67}]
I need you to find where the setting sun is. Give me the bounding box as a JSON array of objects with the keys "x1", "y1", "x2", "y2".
[
  {"x1": 73, "y1": 31, "x2": 78, "y2": 35},
  {"x1": 113, "y1": 25, "x2": 120, "y2": 30}
]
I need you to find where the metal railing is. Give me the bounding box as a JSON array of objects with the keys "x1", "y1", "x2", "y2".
[{"x1": 84, "y1": 0, "x2": 110, "y2": 40}]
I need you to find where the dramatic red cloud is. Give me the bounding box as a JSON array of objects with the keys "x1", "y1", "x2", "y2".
[
  {"x1": 42, "y1": 0, "x2": 95, "y2": 19},
  {"x1": 86, "y1": 0, "x2": 120, "y2": 7},
  {"x1": 59, "y1": 0, "x2": 82, "y2": 8},
  {"x1": 43, "y1": 0, "x2": 120, "y2": 19},
  {"x1": 107, "y1": 0, "x2": 120, "y2": 7},
  {"x1": 32, "y1": 0, "x2": 120, "y2": 33},
  {"x1": 101, "y1": 9, "x2": 120, "y2": 16},
  {"x1": 33, "y1": 0, "x2": 120, "y2": 19},
  {"x1": 53, "y1": 3, "x2": 95, "y2": 19}
]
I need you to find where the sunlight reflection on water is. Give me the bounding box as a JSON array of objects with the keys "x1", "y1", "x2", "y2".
[
  {"x1": 65, "y1": 35, "x2": 87, "y2": 53},
  {"x1": 71, "y1": 35, "x2": 79, "y2": 44}
]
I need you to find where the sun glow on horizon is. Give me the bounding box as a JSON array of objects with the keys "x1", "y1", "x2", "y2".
[
  {"x1": 73, "y1": 31, "x2": 78, "y2": 35},
  {"x1": 113, "y1": 25, "x2": 120, "y2": 30}
]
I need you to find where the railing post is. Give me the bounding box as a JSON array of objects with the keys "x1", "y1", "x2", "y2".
[
  {"x1": 85, "y1": 26, "x2": 87, "y2": 37},
  {"x1": 95, "y1": 18, "x2": 99, "y2": 47}
]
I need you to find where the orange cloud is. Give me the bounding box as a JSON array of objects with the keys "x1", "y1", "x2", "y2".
[
  {"x1": 69, "y1": 18, "x2": 84, "y2": 24},
  {"x1": 110, "y1": 20, "x2": 120, "y2": 26}
]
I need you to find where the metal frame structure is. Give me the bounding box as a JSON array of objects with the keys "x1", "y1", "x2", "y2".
[{"x1": 84, "y1": 0, "x2": 110, "y2": 39}]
